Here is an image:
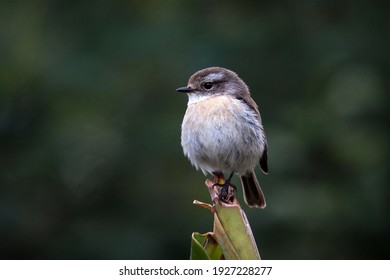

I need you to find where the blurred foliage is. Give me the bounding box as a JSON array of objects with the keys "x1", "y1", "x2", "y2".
[{"x1": 0, "y1": 0, "x2": 389, "y2": 259}]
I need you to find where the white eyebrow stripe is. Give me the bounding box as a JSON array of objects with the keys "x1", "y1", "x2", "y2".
[{"x1": 204, "y1": 73, "x2": 224, "y2": 81}]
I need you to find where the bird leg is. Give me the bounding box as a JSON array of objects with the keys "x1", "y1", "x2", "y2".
[{"x1": 212, "y1": 172, "x2": 236, "y2": 204}]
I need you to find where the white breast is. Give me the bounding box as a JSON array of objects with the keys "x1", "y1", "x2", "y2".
[{"x1": 181, "y1": 95, "x2": 265, "y2": 175}]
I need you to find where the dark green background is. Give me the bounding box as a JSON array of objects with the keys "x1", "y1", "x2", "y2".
[{"x1": 1, "y1": 0, "x2": 389, "y2": 259}]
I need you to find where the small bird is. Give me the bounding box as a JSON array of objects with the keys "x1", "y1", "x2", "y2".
[{"x1": 177, "y1": 67, "x2": 268, "y2": 208}]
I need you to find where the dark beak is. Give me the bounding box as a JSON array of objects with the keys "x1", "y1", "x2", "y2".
[{"x1": 176, "y1": 86, "x2": 193, "y2": 93}]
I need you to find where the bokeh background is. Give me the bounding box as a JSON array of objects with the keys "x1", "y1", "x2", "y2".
[{"x1": 1, "y1": 0, "x2": 389, "y2": 259}]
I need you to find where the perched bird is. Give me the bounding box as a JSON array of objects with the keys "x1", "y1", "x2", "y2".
[{"x1": 177, "y1": 67, "x2": 268, "y2": 208}]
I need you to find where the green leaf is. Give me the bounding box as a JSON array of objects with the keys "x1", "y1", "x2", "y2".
[
  {"x1": 191, "y1": 180, "x2": 261, "y2": 260},
  {"x1": 213, "y1": 201, "x2": 261, "y2": 260},
  {"x1": 190, "y1": 232, "x2": 223, "y2": 260}
]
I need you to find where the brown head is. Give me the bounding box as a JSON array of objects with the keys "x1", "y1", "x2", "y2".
[{"x1": 176, "y1": 67, "x2": 250, "y2": 99}]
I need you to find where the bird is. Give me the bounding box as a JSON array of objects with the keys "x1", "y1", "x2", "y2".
[{"x1": 177, "y1": 67, "x2": 268, "y2": 208}]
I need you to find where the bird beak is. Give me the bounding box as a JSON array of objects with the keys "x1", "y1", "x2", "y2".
[{"x1": 176, "y1": 86, "x2": 193, "y2": 93}]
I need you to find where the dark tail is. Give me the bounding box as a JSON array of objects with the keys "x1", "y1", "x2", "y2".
[{"x1": 240, "y1": 170, "x2": 266, "y2": 208}]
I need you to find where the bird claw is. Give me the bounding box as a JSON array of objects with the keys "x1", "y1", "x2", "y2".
[
  {"x1": 217, "y1": 184, "x2": 236, "y2": 203},
  {"x1": 211, "y1": 172, "x2": 237, "y2": 204}
]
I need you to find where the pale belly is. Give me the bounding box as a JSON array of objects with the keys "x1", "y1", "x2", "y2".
[{"x1": 181, "y1": 95, "x2": 265, "y2": 175}]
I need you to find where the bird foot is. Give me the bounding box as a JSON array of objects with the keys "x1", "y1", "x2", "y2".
[{"x1": 212, "y1": 172, "x2": 236, "y2": 204}]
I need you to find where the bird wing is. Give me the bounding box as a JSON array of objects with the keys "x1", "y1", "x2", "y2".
[{"x1": 236, "y1": 94, "x2": 269, "y2": 174}]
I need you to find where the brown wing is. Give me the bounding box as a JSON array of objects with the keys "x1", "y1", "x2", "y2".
[
  {"x1": 236, "y1": 94, "x2": 269, "y2": 174},
  {"x1": 259, "y1": 142, "x2": 268, "y2": 174}
]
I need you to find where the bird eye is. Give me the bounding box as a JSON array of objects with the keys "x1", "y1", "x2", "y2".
[{"x1": 203, "y1": 82, "x2": 213, "y2": 90}]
